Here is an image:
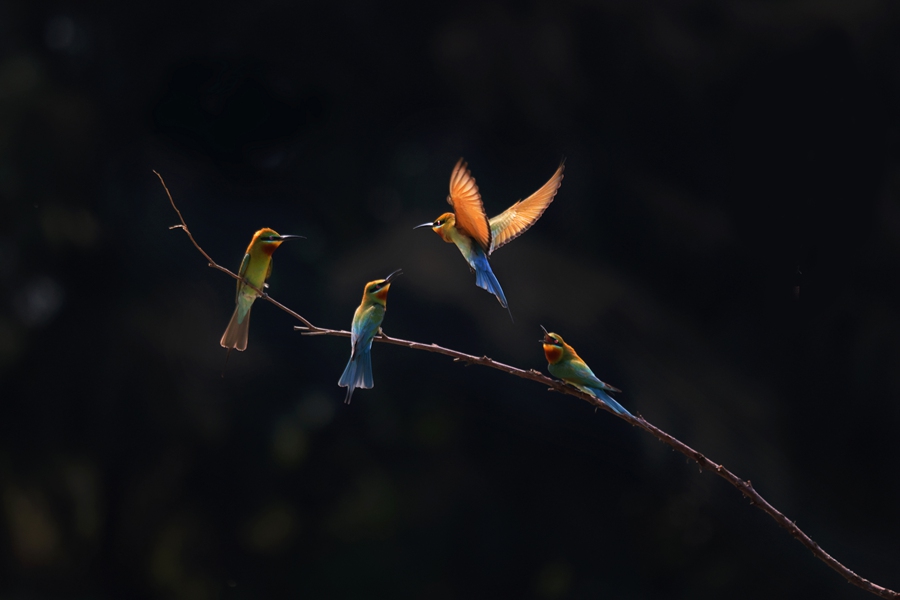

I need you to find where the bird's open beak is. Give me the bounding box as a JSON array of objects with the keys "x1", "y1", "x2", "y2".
[
  {"x1": 539, "y1": 325, "x2": 554, "y2": 344},
  {"x1": 277, "y1": 235, "x2": 306, "y2": 240},
  {"x1": 383, "y1": 269, "x2": 403, "y2": 283},
  {"x1": 413, "y1": 222, "x2": 436, "y2": 230}
]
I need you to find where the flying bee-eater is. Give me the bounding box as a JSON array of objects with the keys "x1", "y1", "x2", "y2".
[
  {"x1": 415, "y1": 158, "x2": 564, "y2": 315},
  {"x1": 220, "y1": 228, "x2": 303, "y2": 352},
  {"x1": 541, "y1": 327, "x2": 632, "y2": 417},
  {"x1": 338, "y1": 269, "x2": 402, "y2": 404}
]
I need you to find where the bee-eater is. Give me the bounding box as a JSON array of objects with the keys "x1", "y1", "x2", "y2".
[
  {"x1": 220, "y1": 228, "x2": 303, "y2": 352},
  {"x1": 415, "y1": 158, "x2": 564, "y2": 315},
  {"x1": 338, "y1": 269, "x2": 402, "y2": 404},
  {"x1": 541, "y1": 327, "x2": 632, "y2": 417}
]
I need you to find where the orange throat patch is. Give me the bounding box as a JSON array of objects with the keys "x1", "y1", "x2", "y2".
[
  {"x1": 261, "y1": 241, "x2": 281, "y2": 256},
  {"x1": 543, "y1": 344, "x2": 563, "y2": 364},
  {"x1": 374, "y1": 285, "x2": 391, "y2": 303}
]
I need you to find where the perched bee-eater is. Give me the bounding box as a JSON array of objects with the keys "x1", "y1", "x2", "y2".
[
  {"x1": 415, "y1": 158, "x2": 564, "y2": 314},
  {"x1": 541, "y1": 327, "x2": 632, "y2": 417},
  {"x1": 338, "y1": 269, "x2": 402, "y2": 404},
  {"x1": 220, "y1": 228, "x2": 303, "y2": 352}
]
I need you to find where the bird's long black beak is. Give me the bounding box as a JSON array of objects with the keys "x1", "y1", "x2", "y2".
[
  {"x1": 539, "y1": 325, "x2": 554, "y2": 344},
  {"x1": 383, "y1": 269, "x2": 403, "y2": 283},
  {"x1": 277, "y1": 234, "x2": 306, "y2": 240},
  {"x1": 413, "y1": 222, "x2": 436, "y2": 230}
]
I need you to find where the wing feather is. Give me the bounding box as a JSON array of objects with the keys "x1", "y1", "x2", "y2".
[
  {"x1": 447, "y1": 158, "x2": 491, "y2": 251},
  {"x1": 235, "y1": 253, "x2": 251, "y2": 303},
  {"x1": 488, "y1": 160, "x2": 565, "y2": 254}
]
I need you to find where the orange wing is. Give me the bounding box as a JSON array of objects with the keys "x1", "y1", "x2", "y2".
[
  {"x1": 447, "y1": 158, "x2": 491, "y2": 251},
  {"x1": 488, "y1": 160, "x2": 564, "y2": 254}
]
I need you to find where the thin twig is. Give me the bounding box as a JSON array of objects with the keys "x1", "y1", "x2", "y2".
[
  {"x1": 153, "y1": 170, "x2": 316, "y2": 331},
  {"x1": 157, "y1": 170, "x2": 898, "y2": 599}
]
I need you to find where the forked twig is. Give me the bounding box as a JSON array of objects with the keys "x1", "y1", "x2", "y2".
[
  {"x1": 154, "y1": 170, "x2": 316, "y2": 332},
  {"x1": 156, "y1": 170, "x2": 898, "y2": 599}
]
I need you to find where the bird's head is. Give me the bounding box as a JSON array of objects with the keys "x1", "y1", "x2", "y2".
[
  {"x1": 414, "y1": 212, "x2": 456, "y2": 241},
  {"x1": 540, "y1": 326, "x2": 566, "y2": 364},
  {"x1": 363, "y1": 269, "x2": 403, "y2": 305},
  {"x1": 250, "y1": 228, "x2": 304, "y2": 255}
]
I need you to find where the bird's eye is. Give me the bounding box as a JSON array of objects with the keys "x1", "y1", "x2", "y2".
[
  {"x1": 268, "y1": 235, "x2": 279, "y2": 241},
  {"x1": 435, "y1": 220, "x2": 442, "y2": 226}
]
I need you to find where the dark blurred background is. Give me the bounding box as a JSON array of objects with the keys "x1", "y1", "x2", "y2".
[{"x1": 2, "y1": 1, "x2": 900, "y2": 598}]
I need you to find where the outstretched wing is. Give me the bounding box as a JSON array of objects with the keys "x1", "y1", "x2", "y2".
[
  {"x1": 488, "y1": 160, "x2": 564, "y2": 254},
  {"x1": 447, "y1": 158, "x2": 491, "y2": 251}
]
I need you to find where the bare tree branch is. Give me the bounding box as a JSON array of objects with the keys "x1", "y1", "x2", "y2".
[
  {"x1": 156, "y1": 170, "x2": 899, "y2": 599},
  {"x1": 154, "y1": 170, "x2": 316, "y2": 331}
]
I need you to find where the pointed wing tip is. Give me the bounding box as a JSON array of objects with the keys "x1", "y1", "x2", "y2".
[
  {"x1": 487, "y1": 159, "x2": 563, "y2": 253},
  {"x1": 553, "y1": 160, "x2": 565, "y2": 182},
  {"x1": 450, "y1": 157, "x2": 469, "y2": 181},
  {"x1": 447, "y1": 156, "x2": 470, "y2": 207}
]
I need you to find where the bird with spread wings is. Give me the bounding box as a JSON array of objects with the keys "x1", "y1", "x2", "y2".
[{"x1": 415, "y1": 158, "x2": 565, "y2": 316}]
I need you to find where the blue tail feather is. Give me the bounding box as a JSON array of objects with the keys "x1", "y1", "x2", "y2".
[
  {"x1": 469, "y1": 248, "x2": 511, "y2": 317},
  {"x1": 338, "y1": 347, "x2": 374, "y2": 404},
  {"x1": 588, "y1": 387, "x2": 632, "y2": 417}
]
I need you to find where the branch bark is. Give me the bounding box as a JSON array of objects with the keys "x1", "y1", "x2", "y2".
[{"x1": 155, "y1": 170, "x2": 899, "y2": 599}]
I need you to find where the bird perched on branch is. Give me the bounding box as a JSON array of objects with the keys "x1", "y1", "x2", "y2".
[
  {"x1": 415, "y1": 158, "x2": 564, "y2": 317},
  {"x1": 541, "y1": 327, "x2": 632, "y2": 417},
  {"x1": 220, "y1": 228, "x2": 303, "y2": 353},
  {"x1": 339, "y1": 269, "x2": 402, "y2": 404}
]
